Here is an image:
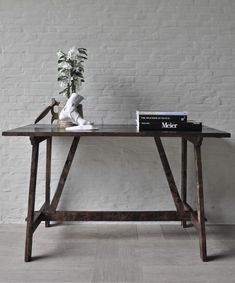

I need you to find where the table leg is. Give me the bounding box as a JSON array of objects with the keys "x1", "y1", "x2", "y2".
[
  {"x1": 25, "y1": 138, "x2": 39, "y2": 262},
  {"x1": 50, "y1": 137, "x2": 80, "y2": 212},
  {"x1": 181, "y1": 138, "x2": 187, "y2": 228},
  {"x1": 194, "y1": 143, "x2": 207, "y2": 262},
  {"x1": 154, "y1": 137, "x2": 184, "y2": 216},
  {"x1": 45, "y1": 137, "x2": 52, "y2": 227}
]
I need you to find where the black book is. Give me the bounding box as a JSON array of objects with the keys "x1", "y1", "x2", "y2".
[{"x1": 138, "y1": 121, "x2": 202, "y2": 131}]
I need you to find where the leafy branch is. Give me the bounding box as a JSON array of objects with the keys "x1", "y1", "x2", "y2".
[{"x1": 57, "y1": 47, "x2": 88, "y2": 99}]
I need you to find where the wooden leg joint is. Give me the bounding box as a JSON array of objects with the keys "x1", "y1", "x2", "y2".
[{"x1": 185, "y1": 136, "x2": 203, "y2": 147}]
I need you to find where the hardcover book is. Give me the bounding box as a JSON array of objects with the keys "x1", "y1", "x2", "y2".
[
  {"x1": 137, "y1": 120, "x2": 202, "y2": 131},
  {"x1": 139, "y1": 115, "x2": 187, "y2": 122},
  {"x1": 136, "y1": 111, "x2": 188, "y2": 123},
  {"x1": 136, "y1": 111, "x2": 188, "y2": 116}
]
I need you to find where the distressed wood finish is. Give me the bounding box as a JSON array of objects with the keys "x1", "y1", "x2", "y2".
[
  {"x1": 32, "y1": 203, "x2": 46, "y2": 233},
  {"x1": 2, "y1": 124, "x2": 231, "y2": 262},
  {"x1": 45, "y1": 211, "x2": 192, "y2": 222},
  {"x1": 50, "y1": 137, "x2": 80, "y2": 212},
  {"x1": 181, "y1": 138, "x2": 187, "y2": 227},
  {"x1": 45, "y1": 137, "x2": 52, "y2": 227},
  {"x1": 154, "y1": 137, "x2": 184, "y2": 216},
  {"x1": 194, "y1": 141, "x2": 207, "y2": 262},
  {"x1": 25, "y1": 137, "x2": 39, "y2": 262},
  {"x1": 2, "y1": 124, "x2": 231, "y2": 138}
]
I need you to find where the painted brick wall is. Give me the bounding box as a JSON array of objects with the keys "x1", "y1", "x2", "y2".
[{"x1": 0, "y1": 0, "x2": 235, "y2": 223}]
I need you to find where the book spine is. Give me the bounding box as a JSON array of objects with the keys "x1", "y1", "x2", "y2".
[
  {"x1": 137, "y1": 111, "x2": 188, "y2": 116},
  {"x1": 138, "y1": 115, "x2": 187, "y2": 122},
  {"x1": 138, "y1": 121, "x2": 202, "y2": 131}
]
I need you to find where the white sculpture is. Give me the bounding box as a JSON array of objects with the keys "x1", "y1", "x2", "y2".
[{"x1": 59, "y1": 92, "x2": 97, "y2": 130}]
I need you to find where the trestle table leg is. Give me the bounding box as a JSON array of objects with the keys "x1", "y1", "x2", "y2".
[
  {"x1": 154, "y1": 137, "x2": 185, "y2": 216},
  {"x1": 181, "y1": 138, "x2": 187, "y2": 228},
  {"x1": 194, "y1": 142, "x2": 207, "y2": 262},
  {"x1": 45, "y1": 137, "x2": 52, "y2": 227},
  {"x1": 49, "y1": 137, "x2": 80, "y2": 212},
  {"x1": 25, "y1": 138, "x2": 39, "y2": 262}
]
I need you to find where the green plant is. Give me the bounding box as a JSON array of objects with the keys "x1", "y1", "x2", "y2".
[{"x1": 57, "y1": 47, "x2": 88, "y2": 99}]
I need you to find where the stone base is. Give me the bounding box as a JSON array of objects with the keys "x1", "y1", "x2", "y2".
[
  {"x1": 58, "y1": 120, "x2": 75, "y2": 128},
  {"x1": 65, "y1": 124, "x2": 99, "y2": 131}
]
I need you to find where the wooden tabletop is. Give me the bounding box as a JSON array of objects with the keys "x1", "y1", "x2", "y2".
[{"x1": 2, "y1": 124, "x2": 231, "y2": 138}]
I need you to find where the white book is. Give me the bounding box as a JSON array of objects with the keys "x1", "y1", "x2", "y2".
[{"x1": 136, "y1": 111, "x2": 188, "y2": 116}]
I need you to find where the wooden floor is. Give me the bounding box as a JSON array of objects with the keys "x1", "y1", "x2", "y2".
[{"x1": 0, "y1": 224, "x2": 235, "y2": 282}]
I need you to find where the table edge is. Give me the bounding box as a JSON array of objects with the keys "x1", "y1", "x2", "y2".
[{"x1": 2, "y1": 128, "x2": 231, "y2": 138}]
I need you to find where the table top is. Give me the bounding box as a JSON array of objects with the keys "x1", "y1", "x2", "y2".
[{"x1": 2, "y1": 124, "x2": 231, "y2": 138}]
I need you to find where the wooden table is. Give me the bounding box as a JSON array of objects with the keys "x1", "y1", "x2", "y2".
[{"x1": 2, "y1": 124, "x2": 231, "y2": 262}]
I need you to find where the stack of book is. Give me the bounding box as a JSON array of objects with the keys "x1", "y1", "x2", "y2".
[{"x1": 136, "y1": 111, "x2": 202, "y2": 131}]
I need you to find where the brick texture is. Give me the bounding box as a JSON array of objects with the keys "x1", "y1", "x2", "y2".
[{"x1": 0, "y1": 0, "x2": 235, "y2": 223}]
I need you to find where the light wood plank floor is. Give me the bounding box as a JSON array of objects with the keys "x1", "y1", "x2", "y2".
[{"x1": 0, "y1": 224, "x2": 235, "y2": 282}]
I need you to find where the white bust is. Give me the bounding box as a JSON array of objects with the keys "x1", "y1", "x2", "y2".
[{"x1": 59, "y1": 92, "x2": 90, "y2": 125}]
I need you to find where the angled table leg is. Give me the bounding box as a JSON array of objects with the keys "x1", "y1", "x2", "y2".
[
  {"x1": 194, "y1": 140, "x2": 207, "y2": 262},
  {"x1": 45, "y1": 137, "x2": 52, "y2": 227},
  {"x1": 154, "y1": 137, "x2": 185, "y2": 216},
  {"x1": 49, "y1": 137, "x2": 80, "y2": 212},
  {"x1": 25, "y1": 137, "x2": 39, "y2": 262},
  {"x1": 181, "y1": 138, "x2": 187, "y2": 228}
]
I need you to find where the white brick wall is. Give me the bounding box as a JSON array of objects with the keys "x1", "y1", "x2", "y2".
[{"x1": 0, "y1": 0, "x2": 235, "y2": 223}]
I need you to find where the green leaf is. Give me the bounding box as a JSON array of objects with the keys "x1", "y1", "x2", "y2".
[
  {"x1": 59, "y1": 88, "x2": 68, "y2": 94},
  {"x1": 73, "y1": 71, "x2": 84, "y2": 78},
  {"x1": 57, "y1": 76, "x2": 69, "y2": 81},
  {"x1": 79, "y1": 55, "x2": 87, "y2": 60},
  {"x1": 58, "y1": 58, "x2": 66, "y2": 64},
  {"x1": 78, "y1": 48, "x2": 88, "y2": 56}
]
